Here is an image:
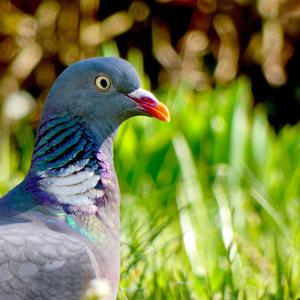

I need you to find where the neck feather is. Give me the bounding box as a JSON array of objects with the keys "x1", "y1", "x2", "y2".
[{"x1": 25, "y1": 114, "x2": 120, "y2": 216}]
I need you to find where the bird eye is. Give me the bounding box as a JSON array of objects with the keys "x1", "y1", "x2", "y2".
[{"x1": 94, "y1": 75, "x2": 111, "y2": 91}]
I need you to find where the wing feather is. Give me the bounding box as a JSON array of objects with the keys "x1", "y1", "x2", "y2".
[{"x1": 0, "y1": 221, "x2": 97, "y2": 300}]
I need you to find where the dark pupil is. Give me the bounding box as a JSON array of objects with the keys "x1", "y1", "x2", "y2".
[{"x1": 100, "y1": 79, "x2": 108, "y2": 88}]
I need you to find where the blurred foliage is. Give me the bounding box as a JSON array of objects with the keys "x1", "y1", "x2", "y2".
[
  {"x1": 1, "y1": 1, "x2": 300, "y2": 299},
  {"x1": 0, "y1": 0, "x2": 300, "y2": 127}
]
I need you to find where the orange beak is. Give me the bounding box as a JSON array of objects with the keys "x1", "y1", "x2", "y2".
[{"x1": 127, "y1": 88, "x2": 170, "y2": 122}]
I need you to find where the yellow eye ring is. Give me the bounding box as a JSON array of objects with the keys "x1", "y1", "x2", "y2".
[{"x1": 94, "y1": 74, "x2": 111, "y2": 91}]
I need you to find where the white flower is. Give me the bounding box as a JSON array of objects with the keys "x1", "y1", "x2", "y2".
[{"x1": 83, "y1": 278, "x2": 111, "y2": 300}]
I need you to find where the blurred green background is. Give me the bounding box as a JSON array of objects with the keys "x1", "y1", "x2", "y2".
[{"x1": 0, "y1": 1, "x2": 300, "y2": 299}]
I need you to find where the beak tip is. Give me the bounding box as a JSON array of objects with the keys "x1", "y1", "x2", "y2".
[
  {"x1": 164, "y1": 114, "x2": 171, "y2": 123},
  {"x1": 154, "y1": 102, "x2": 170, "y2": 123}
]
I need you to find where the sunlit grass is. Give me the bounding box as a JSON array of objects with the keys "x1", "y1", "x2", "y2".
[
  {"x1": 0, "y1": 44, "x2": 299, "y2": 299},
  {"x1": 114, "y1": 69, "x2": 300, "y2": 299}
]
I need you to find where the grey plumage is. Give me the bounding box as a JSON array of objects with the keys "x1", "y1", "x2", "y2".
[
  {"x1": 0, "y1": 57, "x2": 169, "y2": 300},
  {"x1": 0, "y1": 221, "x2": 95, "y2": 300}
]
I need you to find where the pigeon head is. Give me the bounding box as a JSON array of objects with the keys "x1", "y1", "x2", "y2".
[{"x1": 43, "y1": 57, "x2": 170, "y2": 127}]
